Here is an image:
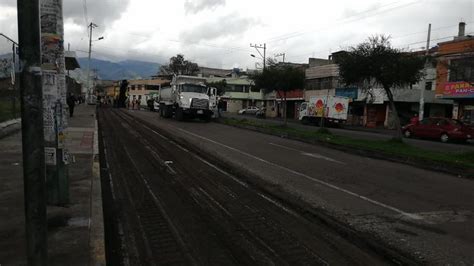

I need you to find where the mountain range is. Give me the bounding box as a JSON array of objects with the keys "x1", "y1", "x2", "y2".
[{"x1": 1, "y1": 53, "x2": 161, "y2": 81}]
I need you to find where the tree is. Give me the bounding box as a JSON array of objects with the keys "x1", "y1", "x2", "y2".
[
  {"x1": 159, "y1": 54, "x2": 199, "y2": 75},
  {"x1": 251, "y1": 61, "x2": 305, "y2": 125},
  {"x1": 335, "y1": 35, "x2": 425, "y2": 140},
  {"x1": 205, "y1": 79, "x2": 227, "y2": 96}
]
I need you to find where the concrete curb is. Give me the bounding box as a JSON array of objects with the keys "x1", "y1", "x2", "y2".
[
  {"x1": 89, "y1": 119, "x2": 106, "y2": 266},
  {"x1": 0, "y1": 118, "x2": 21, "y2": 139}
]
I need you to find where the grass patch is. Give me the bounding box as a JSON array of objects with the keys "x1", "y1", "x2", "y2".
[{"x1": 221, "y1": 117, "x2": 474, "y2": 170}]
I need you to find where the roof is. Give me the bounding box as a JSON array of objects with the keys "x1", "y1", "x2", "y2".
[
  {"x1": 198, "y1": 66, "x2": 233, "y2": 77},
  {"x1": 127, "y1": 79, "x2": 171, "y2": 86},
  {"x1": 205, "y1": 77, "x2": 254, "y2": 86},
  {"x1": 65, "y1": 51, "x2": 80, "y2": 70},
  {"x1": 305, "y1": 64, "x2": 339, "y2": 79}
]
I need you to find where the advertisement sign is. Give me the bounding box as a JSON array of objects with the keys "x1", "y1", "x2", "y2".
[
  {"x1": 335, "y1": 87, "x2": 358, "y2": 99},
  {"x1": 45, "y1": 147, "x2": 56, "y2": 165},
  {"x1": 441, "y1": 81, "x2": 474, "y2": 98}
]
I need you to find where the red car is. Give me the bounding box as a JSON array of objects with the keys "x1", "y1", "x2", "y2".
[{"x1": 402, "y1": 117, "x2": 473, "y2": 143}]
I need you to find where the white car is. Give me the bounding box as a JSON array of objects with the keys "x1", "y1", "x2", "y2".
[{"x1": 238, "y1": 106, "x2": 260, "y2": 115}]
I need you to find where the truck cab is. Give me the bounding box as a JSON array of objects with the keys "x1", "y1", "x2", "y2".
[{"x1": 159, "y1": 75, "x2": 216, "y2": 121}]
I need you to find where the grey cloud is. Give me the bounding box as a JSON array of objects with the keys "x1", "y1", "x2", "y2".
[
  {"x1": 184, "y1": 0, "x2": 225, "y2": 14},
  {"x1": 179, "y1": 14, "x2": 258, "y2": 43},
  {"x1": 0, "y1": 0, "x2": 130, "y2": 29},
  {"x1": 63, "y1": 0, "x2": 130, "y2": 30}
]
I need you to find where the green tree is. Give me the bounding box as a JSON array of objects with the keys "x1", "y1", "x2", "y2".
[
  {"x1": 251, "y1": 61, "x2": 305, "y2": 125},
  {"x1": 335, "y1": 35, "x2": 425, "y2": 140},
  {"x1": 159, "y1": 54, "x2": 199, "y2": 75},
  {"x1": 205, "y1": 79, "x2": 227, "y2": 96}
]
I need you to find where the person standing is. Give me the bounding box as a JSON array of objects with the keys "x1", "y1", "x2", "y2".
[
  {"x1": 67, "y1": 93, "x2": 76, "y2": 117},
  {"x1": 410, "y1": 113, "x2": 419, "y2": 125}
]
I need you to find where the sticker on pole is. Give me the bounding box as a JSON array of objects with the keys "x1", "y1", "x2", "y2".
[{"x1": 45, "y1": 147, "x2": 57, "y2": 165}]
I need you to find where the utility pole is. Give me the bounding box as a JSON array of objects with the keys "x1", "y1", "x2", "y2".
[
  {"x1": 41, "y1": 0, "x2": 69, "y2": 205},
  {"x1": 275, "y1": 52, "x2": 286, "y2": 63},
  {"x1": 86, "y1": 22, "x2": 98, "y2": 103},
  {"x1": 418, "y1": 23, "x2": 431, "y2": 120},
  {"x1": 250, "y1": 43, "x2": 266, "y2": 70},
  {"x1": 17, "y1": 0, "x2": 48, "y2": 264}
]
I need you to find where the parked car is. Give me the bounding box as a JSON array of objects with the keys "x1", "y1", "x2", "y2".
[
  {"x1": 402, "y1": 117, "x2": 473, "y2": 143},
  {"x1": 238, "y1": 106, "x2": 260, "y2": 115}
]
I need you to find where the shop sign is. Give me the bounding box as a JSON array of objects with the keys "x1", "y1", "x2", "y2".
[
  {"x1": 335, "y1": 87, "x2": 358, "y2": 99},
  {"x1": 442, "y1": 81, "x2": 474, "y2": 97}
]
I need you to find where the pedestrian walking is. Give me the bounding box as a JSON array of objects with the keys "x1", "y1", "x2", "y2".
[
  {"x1": 67, "y1": 93, "x2": 76, "y2": 117},
  {"x1": 135, "y1": 99, "x2": 140, "y2": 110}
]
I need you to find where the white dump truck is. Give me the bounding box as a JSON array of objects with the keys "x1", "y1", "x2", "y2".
[
  {"x1": 299, "y1": 95, "x2": 349, "y2": 126},
  {"x1": 158, "y1": 75, "x2": 216, "y2": 121}
]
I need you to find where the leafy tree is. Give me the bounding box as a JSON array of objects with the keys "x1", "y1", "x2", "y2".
[
  {"x1": 335, "y1": 35, "x2": 425, "y2": 140},
  {"x1": 159, "y1": 54, "x2": 199, "y2": 75},
  {"x1": 251, "y1": 61, "x2": 305, "y2": 125},
  {"x1": 205, "y1": 79, "x2": 227, "y2": 96}
]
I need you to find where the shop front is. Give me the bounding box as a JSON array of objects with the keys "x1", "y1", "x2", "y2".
[{"x1": 437, "y1": 81, "x2": 474, "y2": 125}]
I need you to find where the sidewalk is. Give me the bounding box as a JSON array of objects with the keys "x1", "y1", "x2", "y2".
[{"x1": 0, "y1": 104, "x2": 104, "y2": 265}]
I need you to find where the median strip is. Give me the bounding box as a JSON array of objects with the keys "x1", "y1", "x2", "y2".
[{"x1": 218, "y1": 117, "x2": 474, "y2": 178}]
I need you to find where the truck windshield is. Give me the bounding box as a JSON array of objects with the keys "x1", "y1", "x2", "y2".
[{"x1": 181, "y1": 84, "x2": 207, "y2": 94}]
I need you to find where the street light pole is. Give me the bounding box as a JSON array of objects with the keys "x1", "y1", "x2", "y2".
[
  {"x1": 275, "y1": 52, "x2": 286, "y2": 63},
  {"x1": 250, "y1": 43, "x2": 266, "y2": 70},
  {"x1": 86, "y1": 22, "x2": 97, "y2": 103},
  {"x1": 418, "y1": 23, "x2": 431, "y2": 120}
]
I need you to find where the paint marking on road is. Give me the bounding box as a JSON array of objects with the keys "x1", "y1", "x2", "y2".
[
  {"x1": 269, "y1": 142, "x2": 345, "y2": 164},
  {"x1": 171, "y1": 126, "x2": 423, "y2": 221}
]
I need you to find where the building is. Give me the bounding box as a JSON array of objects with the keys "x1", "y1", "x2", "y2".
[
  {"x1": 435, "y1": 22, "x2": 474, "y2": 125},
  {"x1": 197, "y1": 66, "x2": 234, "y2": 77},
  {"x1": 305, "y1": 50, "x2": 453, "y2": 128},
  {"x1": 206, "y1": 76, "x2": 261, "y2": 113},
  {"x1": 127, "y1": 78, "x2": 170, "y2": 106}
]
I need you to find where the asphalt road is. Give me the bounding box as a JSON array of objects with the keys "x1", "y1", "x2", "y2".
[
  {"x1": 126, "y1": 109, "x2": 474, "y2": 264},
  {"x1": 99, "y1": 108, "x2": 391, "y2": 265},
  {"x1": 223, "y1": 113, "x2": 474, "y2": 153}
]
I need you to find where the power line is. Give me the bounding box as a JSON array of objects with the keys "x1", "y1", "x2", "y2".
[
  {"x1": 265, "y1": 0, "x2": 422, "y2": 44},
  {"x1": 265, "y1": 0, "x2": 406, "y2": 43},
  {"x1": 392, "y1": 21, "x2": 474, "y2": 40}
]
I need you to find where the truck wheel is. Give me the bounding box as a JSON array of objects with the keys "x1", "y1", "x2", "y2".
[{"x1": 175, "y1": 107, "x2": 184, "y2": 121}]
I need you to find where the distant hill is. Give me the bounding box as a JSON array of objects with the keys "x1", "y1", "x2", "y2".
[
  {"x1": 0, "y1": 53, "x2": 161, "y2": 81},
  {"x1": 76, "y1": 58, "x2": 161, "y2": 80}
]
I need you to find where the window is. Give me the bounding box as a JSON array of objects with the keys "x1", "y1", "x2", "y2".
[
  {"x1": 449, "y1": 57, "x2": 474, "y2": 82},
  {"x1": 181, "y1": 84, "x2": 207, "y2": 93},
  {"x1": 419, "y1": 119, "x2": 432, "y2": 125},
  {"x1": 425, "y1": 81, "x2": 432, "y2": 91}
]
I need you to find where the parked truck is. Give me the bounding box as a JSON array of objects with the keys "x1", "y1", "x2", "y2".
[
  {"x1": 299, "y1": 95, "x2": 349, "y2": 126},
  {"x1": 158, "y1": 75, "x2": 216, "y2": 121}
]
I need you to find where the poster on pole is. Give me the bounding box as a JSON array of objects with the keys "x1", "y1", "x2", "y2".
[{"x1": 45, "y1": 147, "x2": 57, "y2": 165}]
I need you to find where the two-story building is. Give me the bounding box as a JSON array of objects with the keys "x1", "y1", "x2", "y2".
[
  {"x1": 206, "y1": 76, "x2": 261, "y2": 113},
  {"x1": 305, "y1": 49, "x2": 453, "y2": 128},
  {"x1": 127, "y1": 78, "x2": 170, "y2": 106},
  {"x1": 435, "y1": 22, "x2": 474, "y2": 125}
]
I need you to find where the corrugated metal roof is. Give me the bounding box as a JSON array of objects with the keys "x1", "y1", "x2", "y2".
[{"x1": 305, "y1": 64, "x2": 339, "y2": 79}]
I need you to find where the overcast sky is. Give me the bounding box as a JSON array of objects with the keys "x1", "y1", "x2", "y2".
[{"x1": 0, "y1": 0, "x2": 473, "y2": 69}]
